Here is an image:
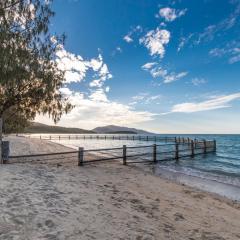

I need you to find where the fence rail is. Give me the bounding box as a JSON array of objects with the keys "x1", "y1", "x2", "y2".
[
  {"x1": 24, "y1": 134, "x2": 179, "y2": 142},
  {"x1": 6, "y1": 138, "x2": 217, "y2": 166}
]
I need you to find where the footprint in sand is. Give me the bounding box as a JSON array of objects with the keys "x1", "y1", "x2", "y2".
[
  {"x1": 45, "y1": 219, "x2": 55, "y2": 228},
  {"x1": 174, "y1": 212, "x2": 185, "y2": 221}
]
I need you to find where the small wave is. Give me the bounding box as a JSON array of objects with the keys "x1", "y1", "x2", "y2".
[
  {"x1": 156, "y1": 165, "x2": 240, "y2": 187},
  {"x1": 216, "y1": 154, "x2": 240, "y2": 161}
]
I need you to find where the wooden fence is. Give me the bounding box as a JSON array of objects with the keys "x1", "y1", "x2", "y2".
[
  {"x1": 23, "y1": 134, "x2": 214, "y2": 146},
  {"x1": 6, "y1": 138, "x2": 216, "y2": 165},
  {"x1": 26, "y1": 134, "x2": 177, "y2": 142}
]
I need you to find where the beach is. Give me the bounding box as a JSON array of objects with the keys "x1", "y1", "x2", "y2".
[{"x1": 0, "y1": 136, "x2": 240, "y2": 240}]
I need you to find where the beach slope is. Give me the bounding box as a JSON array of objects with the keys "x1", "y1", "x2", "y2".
[{"x1": 0, "y1": 137, "x2": 239, "y2": 239}]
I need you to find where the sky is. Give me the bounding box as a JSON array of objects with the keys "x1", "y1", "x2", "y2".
[{"x1": 36, "y1": 0, "x2": 240, "y2": 133}]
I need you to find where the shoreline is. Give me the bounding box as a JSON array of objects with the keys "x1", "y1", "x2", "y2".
[
  {"x1": 7, "y1": 135, "x2": 240, "y2": 202},
  {"x1": 43, "y1": 135, "x2": 240, "y2": 202}
]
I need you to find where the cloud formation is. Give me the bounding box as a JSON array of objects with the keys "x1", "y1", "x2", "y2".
[
  {"x1": 209, "y1": 42, "x2": 240, "y2": 64},
  {"x1": 36, "y1": 46, "x2": 156, "y2": 129},
  {"x1": 55, "y1": 45, "x2": 112, "y2": 85},
  {"x1": 166, "y1": 93, "x2": 240, "y2": 114},
  {"x1": 140, "y1": 28, "x2": 170, "y2": 57},
  {"x1": 130, "y1": 93, "x2": 161, "y2": 105},
  {"x1": 179, "y1": 1, "x2": 240, "y2": 50},
  {"x1": 142, "y1": 63, "x2": 188, "y2": 84},
  {"x1": 123, "y1": 35, "x2": 133, "y2": 43},
  {"x1": 37, "y1": 88, "x2": 156, "y2": 129},
  {"x1": 158, "y1": 7, "x2": 187, "y2": 22},
  {"x1": 191, "y1": 78, "x2": 207, "y2": 86}
]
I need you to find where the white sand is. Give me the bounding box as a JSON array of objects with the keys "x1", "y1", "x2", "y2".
[
  {"x1": 0, "y1": 136, "x2": 240, "y2": 239},
  {"x1": 4, "y1": 135, "x2": 73, "y2": 155}
]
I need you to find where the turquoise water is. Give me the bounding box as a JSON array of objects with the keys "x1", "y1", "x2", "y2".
[
  {"x1": 152, "y1": 135, "x2": 240, "y2": 200},
  {"x1": 28, "y1": 134, "x2": 240, "y2": 199}
]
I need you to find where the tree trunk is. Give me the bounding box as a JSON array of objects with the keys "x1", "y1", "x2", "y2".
[{"x1": 0, "y1": 118, "x2": 2, "y2": 164}]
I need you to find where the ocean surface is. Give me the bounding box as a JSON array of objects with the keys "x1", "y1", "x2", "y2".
[{"x1": 29, "y1": 134, "x2": 240, "y2": 200}]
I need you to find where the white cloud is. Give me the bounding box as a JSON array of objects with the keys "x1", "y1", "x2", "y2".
[
  {"x1": 89, "y1": 89, "x2": 109, "y2": 102},
  {"x1": 36, "y1": 88, "x2": 156, "y2": 129},
  {"x1": 105, "y1": 86, "x2": 110, "y2": 92},
  {"x1": 229, "y1": 54, "x2": 240, "y2": 64},
  {"x1": 123, "y1": 35, "x2": 133, "y2": 43},
  {"x1": 163, "y1": 72, "x2": 188, "y2": 83},
  {"x1": 159, "y1": 7, "x2": 187, "y2": 22},
  {"x1": 142, "y1": 64, "x2": 188, "y2": 84},
  {"x1": 209, "y1": 43, "x2": 240, "y2": 64},
  {"x1": 194, "y1": 2, "x2": 240, "y2": 45},
  {"x1": 55, "y1": 45, "x2": 112, "y2": 85},
  {"x1": 141, "y1": 62, "x2": 157, "y2": 70},
  {"x1": 131, "y1": 93, "x2": 161, "y2": 105},
  {"x1": 123, "y1": 25, "x2": 143, "y2": 44},
  {"x1": 116, "y1": 47, "x2": 122, "y2": 52},
  {"x1": 167, "y1": 93, "x2": 240, "y2": 114},
  {"x1": 140, "y1": 28, "x2": 170, "y2": 57},
  {"x1": 59, "y1": 87, "x2": 73, "y2": 96},
  {"x1": 209, "y1": 48, "x2": 227, "y2": 57},
  {"x1": 179, "y1": 1, "x2": 240, "y2": 51},
  {"x1": 191, "y1": 78, "x2": 207, "y2": 86},
  {"x1": 37, "y1": 46, "x2": 156, "y2": 129}
]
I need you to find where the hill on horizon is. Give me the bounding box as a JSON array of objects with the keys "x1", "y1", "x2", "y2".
[
  {"x1": 23, "y1": 122, "x2": 94, "y2": 134},
  {"x1": 92, "y1": 125, "x2": 154, "y2": 135},
  {"x1": 22, "y1": 123, "x2": 154, "y2": 135}
]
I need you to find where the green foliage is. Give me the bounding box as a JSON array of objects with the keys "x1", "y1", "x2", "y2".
[
  {"x1": 2, "y1": 106, "x2": 30, "y2": 133},
  {"x1": 0, "y1": 0, "x2": 72, "y2": 132}
]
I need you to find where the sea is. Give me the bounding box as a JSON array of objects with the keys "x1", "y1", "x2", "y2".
[{"x1": 29, "y1": 134, "x2": 240, "y2": 201}]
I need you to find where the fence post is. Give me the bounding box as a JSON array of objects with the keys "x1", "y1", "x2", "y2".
[
  {"x1": 203, "y1": 139, "x2": 207, "y2": 154},
  {"x1": 191, "y1": 140, "x2": 195, "y2": 158},
  {"x1": 153, "y1": 144, "x2": 157, "y2": 163},
  {"x1": 123, "y1": 145, "x2": 127, "y2": 165},
  {"x1": 213, "y1": 139, "x2": 217, "y2": 152},
  {"x1": 78, "y1": 147, "x2": 84, "y2": 166},
  {"x1": 194, "y1": 138, "x2": 197, "y2": 148},
  {"x1": 0, "y1": 118, "x2": 2, "y2": 164},
  {"x1": 175, "y1": 142, "x2": 179, "y2": 161}
]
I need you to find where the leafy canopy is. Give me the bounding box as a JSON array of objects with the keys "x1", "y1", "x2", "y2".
[{"x1": 0, "y1": 0, "x2": 72, "y2": 132}]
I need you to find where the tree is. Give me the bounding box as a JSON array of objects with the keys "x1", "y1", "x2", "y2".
[
  {"x1": 1, "y1": 107, "x2": 30, "y2": 134},
  {"x1": 0, "y1": 0, "x2": 72, "y2": 132}
]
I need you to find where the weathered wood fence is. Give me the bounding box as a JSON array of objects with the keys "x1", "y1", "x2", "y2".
[
  {"x1": 27, "y1": 134, "x2": 177, "y2": 142},
  {"x1": 6, "y1": 138, "x2": 216, "y2": 165}
]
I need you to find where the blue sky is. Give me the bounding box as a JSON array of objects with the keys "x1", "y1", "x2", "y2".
[{"x1": 37, "y1": 0, "x2": 240, "y2": 133}]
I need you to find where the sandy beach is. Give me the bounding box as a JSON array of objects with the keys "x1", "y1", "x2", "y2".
[{"x1": 0, "y1": 136, "x2": 240, "y2": 240}]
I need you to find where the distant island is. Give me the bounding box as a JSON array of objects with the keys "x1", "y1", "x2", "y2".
[
  {"x1": 93, "y1": 125, "x2": 153, "y2": 135},
  {"x1": 22, "y1": 122, "x2": 154, "y2": 135}
]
